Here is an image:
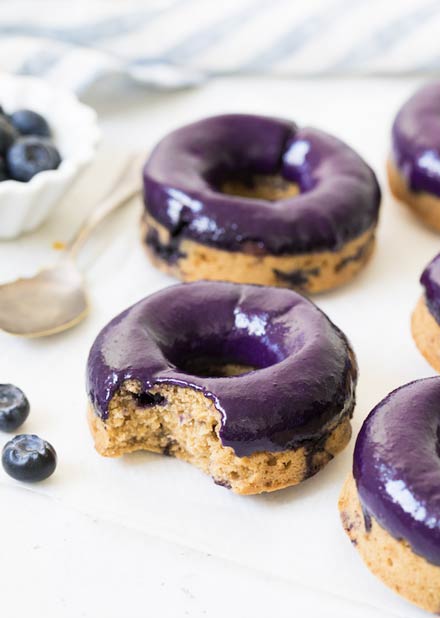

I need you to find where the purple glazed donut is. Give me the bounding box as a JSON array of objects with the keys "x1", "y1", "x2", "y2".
[
  {"x1": 420, "y1": 253, "x2": 440, "y2": 323},
  {"x1": 87, "y1": 280, "x2": 357, "y2": 494},
  {"x1": 388, "y1": 82, "x2": 440, "y2": 230},
  {"x1": 142, "y1": 114, "x2": 381, "y2": 294},
  {"x1": 412, "y1": 252, "x2": 440, "y2": 372},
  {"x1": 339, "y1": 378, "x2": 440, "y2": 612}
]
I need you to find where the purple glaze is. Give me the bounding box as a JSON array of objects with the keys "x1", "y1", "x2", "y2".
[
  {"x1": 392, "y1": 82, "x2": 440, "y2": 197},
  {"x1": 421, "y1": 252, "x2": 440, "y2": 324},
  {"x1": 86, "y1": 281, "x2": 357, "y2": 457},
  {"x1": 143, "y1": 114, "x2": 380, "y2": 255},
  {"x1": 354, "y1": 378, "x2": 440, "y2": 566}
]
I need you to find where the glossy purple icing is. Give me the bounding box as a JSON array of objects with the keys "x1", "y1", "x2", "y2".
[
  {"x1": 421, "y1": 252, "x2": 440, "y2": 324},
  {"x1": 391, "y1": 82, "x2": 440, "y2": 197},
  {"x1": 143, "y1": 114, "x2": 380, "y2": 255},
  {"x1": 86, "y1": 281, "x2": 357, "y2": 457},
  {"x1": 354, "y1": 378, "x2": 440, "y2": 565}
]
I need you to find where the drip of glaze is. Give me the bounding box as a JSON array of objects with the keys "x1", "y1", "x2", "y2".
[{"x1": 145, "y1": 228, "x2": 185, "y2": 265}]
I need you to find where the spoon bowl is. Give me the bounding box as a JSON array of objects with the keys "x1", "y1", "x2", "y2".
[
  {"x1": 0, "y1": 259, "x2": 88, "y2": 337},
  {"x1": 0, "y1": 154, "x2": 142, "y2": 337}
]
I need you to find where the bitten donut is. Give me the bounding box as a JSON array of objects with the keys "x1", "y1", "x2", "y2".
[
  {"x1": 142, "y1": 114, "x2": 381, "y2": 294},
  {"x1": 339, "y1": 378, "x2": 440, "y2": 613},
  {"x1": 388, "y1": 82, "x2": 440, "y2": 231},
  {"x1": 87, "y1": 281, "x2": 357, "y2": 495},
  {"x1": 412, "y1": 253, "x2": 440, "y2": 372}
]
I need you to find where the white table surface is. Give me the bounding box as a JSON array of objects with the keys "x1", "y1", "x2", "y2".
[{"x1": 0, "y1": 76, "x2": 437, "y2": 618}]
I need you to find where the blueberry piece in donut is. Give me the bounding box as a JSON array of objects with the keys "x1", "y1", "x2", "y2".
[
  {"x1": 412, "y1": 252, "x2": 440, "y2": 371},
  {"x1": 142, "y1": 114, "x2": 381, "y2": 294},
  {"x1": 86, "y1": 281, "x2": 357, "y2": 494},
  {"x1": 339, "y1": 377, "x2": 440, "y2": 613},
  {"x1": 388, "y1": 81, "x2": 440, "y2": 231}
]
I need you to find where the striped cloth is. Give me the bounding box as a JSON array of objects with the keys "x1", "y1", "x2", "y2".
[{"x1": 0, "y1": 0, "x2": 439, "y2": 94}]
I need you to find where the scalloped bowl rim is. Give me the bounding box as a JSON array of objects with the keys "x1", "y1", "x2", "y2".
[{"x1": 0, "y1": 73, "x2": 100, "y2": 193}]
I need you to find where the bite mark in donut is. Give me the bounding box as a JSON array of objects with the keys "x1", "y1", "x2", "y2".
[{"x1": 86, "y1": 281, "x2": 357, "y2": 494}]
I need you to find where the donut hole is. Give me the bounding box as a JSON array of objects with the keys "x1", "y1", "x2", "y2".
[
  {"x1": 180, "y1": 357, "x2": 256, "y2": 377},
  {"x1": 218, "y1": 172, "x2": 300, "y2": 202},
  {"x1": 150, "y1": 302, "x2": 305, "y2": 379},
  {"x1": 164, "y1": 334, "x2": 285, "y2": 378}
]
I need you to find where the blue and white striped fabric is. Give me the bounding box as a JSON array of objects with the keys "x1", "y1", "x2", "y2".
[{"x1": 0, "y1": 0, "x2": 439, "y2": 94}]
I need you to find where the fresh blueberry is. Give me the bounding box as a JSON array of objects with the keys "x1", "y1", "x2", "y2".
[
  {"x1": 0, "y1": 117, "x2": 17, "y2": 155},
  {"x1": 6, "y1": 137, "x2": 61, "y2": 182},
  {"x1": 0, "y1": 385, "x2": 30, "y2": 431},
  {"x1": 9, "y1": 109, "x2": 51, "y2": 138},
  {"x1": 2, "y1": 434, "x2": 57, "y2": 482}
]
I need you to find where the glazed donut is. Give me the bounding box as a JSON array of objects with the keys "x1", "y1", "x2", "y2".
[
  {"x1": 412, "y1": 252, "x2": 440, "y2": 371},
  {"x1": 388, "y1": 82, "x2": 440, "y2": 231},
  {"x1": 339, "y1": 378, "x2": 440, "y2": 613},
  {"x1": 87, "y1": 281, "x2": 357, "y2": 495},
  {"x1": 142, "y1": 114, "x2": 381, "y2": 294}
]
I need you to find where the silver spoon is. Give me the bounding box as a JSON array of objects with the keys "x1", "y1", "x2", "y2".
[{"x1": 0, "y1": 154, "x2": 143, "y2": 337}]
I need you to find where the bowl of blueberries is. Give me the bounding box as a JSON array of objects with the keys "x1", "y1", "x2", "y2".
[{"x1": 0, "y1": 74, "x2": 100, "y2": 239}]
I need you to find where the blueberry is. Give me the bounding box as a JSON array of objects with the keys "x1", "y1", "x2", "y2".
[
  {"x1": 6, "y1": 137, "x2": 61, "y2": 182},
  {"x1": 0, "y1": 385, "x2": 30, "y2": 431},
  {"x1": 2, "y1": 434, "x2": 57, "y2": 482},
  {"x1": 9, "y1": 109, "x2": 51, "y2": 138},
  {"x1": 0, "y1": 117, "x2": 17, "y2": 155}
]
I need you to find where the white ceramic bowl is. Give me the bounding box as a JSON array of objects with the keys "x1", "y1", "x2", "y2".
[{"x1": 0, "y1": 73, "x2": 100, "y2": 239}]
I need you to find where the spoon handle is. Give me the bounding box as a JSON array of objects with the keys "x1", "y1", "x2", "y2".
[{"x1": 66, "y1": 154, "x2": 143, "y2": 259}]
